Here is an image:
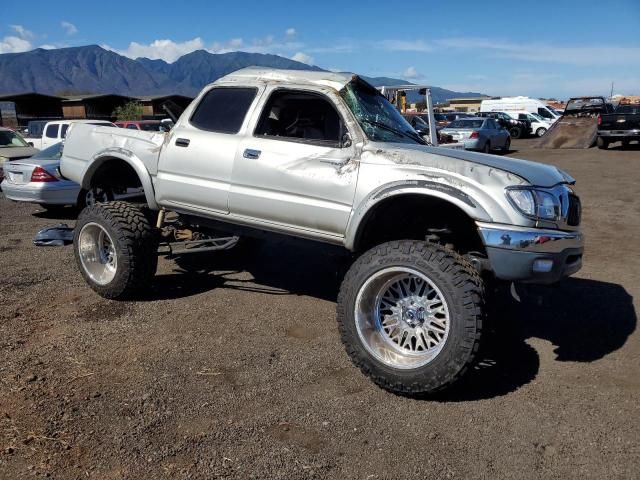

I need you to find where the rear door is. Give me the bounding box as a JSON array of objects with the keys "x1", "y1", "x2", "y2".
[
  {"x1": 155, "y1": 86, "x2": 261, "y2": 214},
  {"x1": 229, "y1": 86, "x2": 358, "y2": 237}
]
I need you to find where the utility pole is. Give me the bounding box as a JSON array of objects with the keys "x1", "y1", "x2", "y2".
[{"x1": 610, "y1": 82, "x2": 614, "y2": 100}]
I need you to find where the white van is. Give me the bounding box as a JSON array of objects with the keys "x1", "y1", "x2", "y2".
[
  {"x1": 480, "y1": 97, "x2": 560, "y2": 122},
  {"x1": 505, "y1": 111, "x2": 553, "y2": 137}
]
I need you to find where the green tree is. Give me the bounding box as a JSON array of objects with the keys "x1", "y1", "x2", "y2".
[{"x1": 112, "y1": 101, "x2": 143, "y2": 121}]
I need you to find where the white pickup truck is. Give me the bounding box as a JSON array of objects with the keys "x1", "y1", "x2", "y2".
[
  {"x1": 24, "y1": 119, "x2": 115, "y2": 150},
  {"x1": 60, "y1": 68, "x2": 584, "y2": 395}
]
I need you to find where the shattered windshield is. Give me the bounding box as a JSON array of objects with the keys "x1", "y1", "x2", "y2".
[{"x1": 340, "y1": 81, "x2": 425, "y2": 145}]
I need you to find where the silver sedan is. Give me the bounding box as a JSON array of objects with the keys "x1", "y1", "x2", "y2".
[
  {"x1": 440, "y1": 118, "x2": 511, "y2": 153},
  {"x1": 1, "y1": 143, "x2": 140, "y2": 211}
]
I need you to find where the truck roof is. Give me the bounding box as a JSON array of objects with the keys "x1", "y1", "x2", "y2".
[{"x1": 215, "y1": 67, "x2": 355, "y2": 91}]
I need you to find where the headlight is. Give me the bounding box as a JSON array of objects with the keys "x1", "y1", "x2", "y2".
[{"x1": 506, "y1": 187, "x2": 561, "y2": 220}]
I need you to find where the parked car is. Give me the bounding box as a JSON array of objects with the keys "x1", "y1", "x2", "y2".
[
  {"x1": 23, "y1": 120, "x2": 116, "y2": 150},
  {"x1": 505, "y1": 111, "x2": 553, "y2": 137},
  {"x1": 61, "y1": 68, "x2": 583, "y2": 395},
  {"x1": 1, "y1": 142, "x2": 142, "y2": 210},
  {"x1": 440, "y1": 118, "x2": 511, "y2": 152},
  {"x1": 597, "y1": 103, "x2": 640, "y2": 149},
  {"x1": 401, "y1": 114, "x2": 464, "y2": 148},
  {"x1": 0, "y1": 127, "x2": 39, "y2": 183},
  {"x1": 476, "y1": 111, "x2": 530, "y2": 139},
  {"x1": 115, "y1": 120, "x2": 171, "y2": 132}
]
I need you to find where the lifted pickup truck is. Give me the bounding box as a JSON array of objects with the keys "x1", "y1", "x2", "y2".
[
  {"x1": 597, "y1": 103, "x2": 640, "y2": 149},
  {"x1": 61, "y1": 68, "x2": 584, "y2": 395}
]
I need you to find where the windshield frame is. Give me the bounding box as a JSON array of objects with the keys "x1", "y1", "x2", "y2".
[{"x1": 340, "y1": 80, "x2": 426, "y2": 145}]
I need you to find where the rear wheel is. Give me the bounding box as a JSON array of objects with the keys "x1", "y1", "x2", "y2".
[
  {"x1": 38, "y1": 203, "x2": 68, "y2": 212},
  {"x1": 597, "y1": 137, "x2": 609, "y2": 150},
  {"x1": 536, "y1": 127, "x2": 547, "y2": 137},
  {"x1": 509, "y1": 126, "x2": 522, "y2": 139},
  {"x1": 73, "y1": 201, "x2": 158, "y2": 299},
  {"x1": 482, "y1": 141, "x2": 491, "y2": 153},
  {"x1": 503, "y1": 138, "x2": 511, "y2": 152},
  {"x1": 337, "y1": 241, "x2": 484, "y2": 395}
]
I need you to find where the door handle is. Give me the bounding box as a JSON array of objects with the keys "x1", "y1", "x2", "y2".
[
  {"x1": 243, "y1": 148, "x2": 261, "y2": 159},
  {"x1": 175, "y1": 138, "x2": 190, "y2": 147}
]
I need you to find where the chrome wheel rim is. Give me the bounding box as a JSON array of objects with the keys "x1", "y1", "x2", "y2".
[
  {"x1": 78, "y1": 222, "x2": 117, "y2": 285},
  {"x1": 355, "y1": 267, "x2": 450, "y2": 370}
]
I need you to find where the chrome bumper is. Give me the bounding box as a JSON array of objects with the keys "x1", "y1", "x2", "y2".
[{"x1": 477, "y1": 222, "x2": 584, "y2": 284}]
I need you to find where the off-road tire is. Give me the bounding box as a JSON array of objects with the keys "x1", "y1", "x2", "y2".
[
  {"x1": 73, "y1": 201, "x2": 158, "y2": 299},
  {"x1": 597, "y1": 137, "x2": 609, "y2": 150},
  {"x1": 337, "y1": 240, "x2": 484, "y2": 395}
]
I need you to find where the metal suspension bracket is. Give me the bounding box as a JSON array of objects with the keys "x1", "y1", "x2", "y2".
[{"x1": 158, "y1": 235, "x2": 240, "y2": 257}]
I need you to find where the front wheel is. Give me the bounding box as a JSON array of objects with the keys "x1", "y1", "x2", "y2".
[
  {"x1": 337, "y1": 241, "x2": 484, "y2": 395},
  {"x1": 73, "y1": 201, "x2": 158, "y2": 299},
  {"x1": 536, "y1": 127, "x2": 547, "y2": 137}
]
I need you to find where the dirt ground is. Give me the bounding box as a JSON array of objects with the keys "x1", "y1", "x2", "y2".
[{"x1": 1, "y1": 140, "x2": 639, "y2": 479}]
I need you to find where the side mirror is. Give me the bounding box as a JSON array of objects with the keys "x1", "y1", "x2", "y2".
[
  {"x1": 341, "y1": 132, "x2": 352, "y2": 148},
  {"x1": 28, "y1": 142, "x2": 34, "y2": 147}
]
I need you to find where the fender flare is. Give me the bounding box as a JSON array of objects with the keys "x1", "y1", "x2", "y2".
[
  {"x1": 83, "y1": 147, "x2": 159, "y2": 210},
  {"x1": 344, "y1": 180, "x2": 491, "y2": 251}
]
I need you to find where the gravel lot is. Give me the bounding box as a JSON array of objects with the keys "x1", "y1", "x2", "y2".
[{"x1": 1, "y1": 140, "x2": 638, "y2": 479}]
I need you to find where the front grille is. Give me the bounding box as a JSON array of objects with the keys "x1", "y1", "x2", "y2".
[{"x1": 567, "y1": 194, "x2": 581, "y2": 226}]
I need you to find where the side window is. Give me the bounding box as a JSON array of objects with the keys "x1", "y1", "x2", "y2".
[
  {"x1": 486, "y1": 119, "x2": 495, "y2": 129},
  {"x1": 45, "y1": 124, "x2": 59, "y2": 139},
  {"x1": 538, "y1": 108, "x2": 553, "y2": 119},
  {"x1": 190, "y1": 87, "x2": 257, "y2": 134},
  {"x1": 254, "y1": 89, "x2": 343, "y2": 146},
  {"x1": 126, "y1": 124, "x2": 138, "y2": 130},
  {"x1": 61, "y1": 124, "x2": 69, "y2": 138},
  {"x1": 518, "y1": 114, "x2": 527, "y2": 120}
]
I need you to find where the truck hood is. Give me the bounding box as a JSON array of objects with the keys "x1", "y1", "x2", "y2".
[
  {"x1": 361, "y1": 142, "x2": 574, "y2": 187},
  {"x1": 0, "y1": 146, "x2": 39, "y2": 160}
]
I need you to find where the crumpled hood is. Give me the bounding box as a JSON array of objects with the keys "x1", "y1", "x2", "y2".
[
  {"x1": 0, "y1": 146, "x2": 39, "y2": 160},
  {"x1": 361, "y1": 142, "x2": 574, "y2": 188}
]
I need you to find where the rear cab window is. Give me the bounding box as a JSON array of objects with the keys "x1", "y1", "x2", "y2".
[
  {"x1": 190, "y1": 87, "x2": 258, "y2": 134},
  {"x1": 45, "y1": 124, "x2": 59, "y2": 139}
]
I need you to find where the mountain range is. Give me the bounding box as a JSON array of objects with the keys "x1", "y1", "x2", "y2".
[{"x1": 0, "y1": 45, "x2": 484, "y2": 103}]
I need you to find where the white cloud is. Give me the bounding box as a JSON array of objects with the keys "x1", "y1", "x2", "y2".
[
  {"x1": 0, "y1": 25, "x2": 34, "y2": 53},
  {"x1": 0, "y1": 35, "x2": 32, "y2": 53},
  {"x1": 10, "y1": 24, "x2": 33, "y2": 39},
  {"x1": 61, "y1": 21, "x2": 78, "y2": 36},
  {"x1": 403, "y1": 66, "x2": 420, "y2": 79},
  {"x1": 291, "y1": 52, "x2": 314, "y2": 64},
  {"x1": 377, "y1": 39, "x2": 433, "y2": 52},
  {"x1": 435, "y1": 37, "x2": 640, "y2": 67},
  {"x1": 285, "y1": 28, "x2": 296, "y2": 37},
  {"x1": 103, "y1": 37, "x2": 206, "y2": 62}
]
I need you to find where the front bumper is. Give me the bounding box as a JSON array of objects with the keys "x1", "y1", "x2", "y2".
[{"x1": 477, "y1": 222, "x2": 584, "y2": 284}]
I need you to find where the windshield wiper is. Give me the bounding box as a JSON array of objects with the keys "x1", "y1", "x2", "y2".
[{"x1": 361, "y1": 119, "x2": 426, "y2": 144}]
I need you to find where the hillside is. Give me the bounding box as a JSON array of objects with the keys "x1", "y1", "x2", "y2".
[{"x1": 0, "y1": 45, "x2": 484, "y2": 102}]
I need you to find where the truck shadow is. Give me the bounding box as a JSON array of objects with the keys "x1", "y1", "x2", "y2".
[{"x1": 147, "y1": 238, "x2": 636, "y2": 401}]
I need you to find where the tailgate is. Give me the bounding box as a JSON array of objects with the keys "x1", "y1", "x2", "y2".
[{"x1": 600, "y1": 114, "x2": 640, "y2": 130}]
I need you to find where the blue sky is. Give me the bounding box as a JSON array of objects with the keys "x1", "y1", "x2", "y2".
[{"x1": 1, "y1": 0, "x2": 639, "y2": 98}]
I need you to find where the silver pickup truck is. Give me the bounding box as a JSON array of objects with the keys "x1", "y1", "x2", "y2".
[{"x1": 61, "y1": 68, "x2": 584, "y2": 395}]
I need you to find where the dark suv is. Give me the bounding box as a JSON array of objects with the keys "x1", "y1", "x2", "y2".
[{"x1": 476, "y1": 111, "x2": 531, "y2": 139}]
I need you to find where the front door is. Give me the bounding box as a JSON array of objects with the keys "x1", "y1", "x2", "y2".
[{"x1": 229, "y1": 87, "x2": 358, "y2": 237}]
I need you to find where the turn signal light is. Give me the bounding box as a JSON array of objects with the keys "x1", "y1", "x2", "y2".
[{"x1": 30, "y1": 166, "x2": 58, "y2": 182}]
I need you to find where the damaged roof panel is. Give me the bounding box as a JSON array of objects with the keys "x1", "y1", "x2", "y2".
[{"x1": 215, "y1": 67, "x2": 354, "y2": 91}]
